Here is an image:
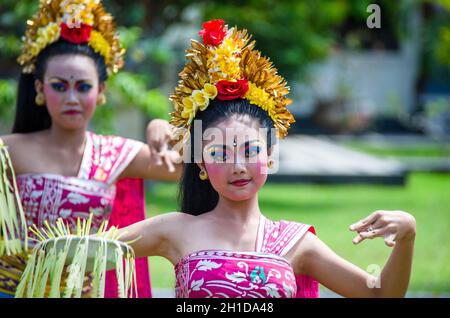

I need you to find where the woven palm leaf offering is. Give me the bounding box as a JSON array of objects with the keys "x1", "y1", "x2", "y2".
[
  {"x1": 15, "y1": 214, "x2": 138, "y2": 298},
  {"x1": 0, "y1": 139, "x2": 28, "y2": 257}
]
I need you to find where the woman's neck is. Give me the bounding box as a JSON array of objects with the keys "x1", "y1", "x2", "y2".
[
  {"x1": 45, "y1": 125, "x2": 87, "y2": 150},
  {"x1": 212, "y1": 194, "x2": 261, "y2": 225}
]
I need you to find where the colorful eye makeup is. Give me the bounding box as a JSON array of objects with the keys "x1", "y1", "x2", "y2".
[
  {"x1": 207, "y1": 145, "x2": 230, "y2": 162},
  {"x1": 205, "y1": 140, "x2": 264, "y2": 162},
  {"x1": 47, "y1": 78, "x2": 93, "y2": 93},
  {"x1": 244, "y1": 144, "x2": 262, "y2": 158},
  {"x1": 76, "y1": 82, "x2": 93, "y2": 93},
  {"x1": 49, "y1": 80, "x2": 67, "y2": 92},
  {"x1": 240, "y1": 140, "x2": 264, "y2": 159}
]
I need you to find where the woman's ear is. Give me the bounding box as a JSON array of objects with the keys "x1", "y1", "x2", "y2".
[
  {"x1": 98, "y1": 82, "x2": 106, "y2": 95},
  {"x1": 196, "y1": 163, "x2": 205, "y2": 171},
  {"x1": 34, "y1": 79, "x2": 43, "y2": 94}
]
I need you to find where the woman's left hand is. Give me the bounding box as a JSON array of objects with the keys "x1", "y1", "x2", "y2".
[
  {"x1": 349, "y1": 210, "x2": 416, "y2": 247},
  {"x1": 146, "y1": 119, "x2": 177, "y2": 173}
]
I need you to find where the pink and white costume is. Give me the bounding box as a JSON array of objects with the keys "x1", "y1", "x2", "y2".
[{"x1": 175, "y1": 215, "x2": 319, "y2": 298}]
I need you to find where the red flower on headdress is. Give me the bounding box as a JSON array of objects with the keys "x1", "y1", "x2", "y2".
[
  {"x1": 60, "y1": 23, "x2": 92, "y2": 44},
  {"x1": 198, "y1": 19, "x2": 226, "y2": 46},
  {"x1": 216, "y1": 79, "x2": 249, "y2": 100}
]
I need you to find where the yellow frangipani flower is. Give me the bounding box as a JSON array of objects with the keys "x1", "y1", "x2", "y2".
[
  {"x1": 203, "y1": 83, "x2": 218, "y2": 99},
  {"x1": 181, "y1": 97, "x2": 196, "y2": 121},
  {"x1": 180, "y1": 83, "x2": 219, "y2": 124},
  {"x1": 192, "y1": 90, "x2": 210, "y2": 111}
]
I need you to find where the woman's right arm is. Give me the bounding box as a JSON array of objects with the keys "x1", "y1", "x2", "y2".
[{"x1": 116, "y1": 212, "x2": 186, "y2": 262}]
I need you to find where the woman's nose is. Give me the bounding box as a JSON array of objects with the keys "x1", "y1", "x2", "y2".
[
  {"x1": 233, "y1": 157, "x2": 247, "y2": 174},
  {"x1": 66, "y1": 89, "x2": 79, "y2": 104}
]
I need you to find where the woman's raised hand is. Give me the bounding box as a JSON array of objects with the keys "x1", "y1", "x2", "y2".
[
  {"x1": 349, "y1": 210, "x2": 416, "y2": 247},
  {"x1": 146, "y1": 119, "x2": 180, "y2": 173}
]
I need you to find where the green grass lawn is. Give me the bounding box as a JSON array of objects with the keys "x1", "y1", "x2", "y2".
[{"x1": 145, "y1": 172, "x2": 450, "y2": 295}]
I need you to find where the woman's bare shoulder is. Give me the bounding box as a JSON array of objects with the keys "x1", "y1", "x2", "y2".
[
  {"x1": 0, "y1": 132, "x2": 46, "y2": 174},
  {"x1": 1, "y1": 133, "x2": 20, "y2": 145},
  {"x1": 1, "y1": 134, "x2": 25, "y2": 155},
  {"x1": 159, "y1": 211, "x2": 196, "y2": 221},
  {"x1": 298, "y1": 230, "x2": 323, "y2": 255},
  {"x1": 1, "y1": 131, "x2": 45, "y2": 149},
  {"x1": 151, "y1": 211, "x2": 197, "y2": 230},
  {"x1": 286, "y1": 230, "x2": 325, "y2": 275}
]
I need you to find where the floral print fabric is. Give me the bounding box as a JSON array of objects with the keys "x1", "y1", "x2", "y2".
[{"x1": 175, "y1": 216, "x2": 319, "y2": 298}]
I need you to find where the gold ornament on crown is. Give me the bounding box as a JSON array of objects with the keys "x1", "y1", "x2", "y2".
[
  {"x1": 169, "y1": 19, "x2": 295, "y2": 139},
  {"x1": 17, "y1": 0, "x2": 125, "y2": 75}
]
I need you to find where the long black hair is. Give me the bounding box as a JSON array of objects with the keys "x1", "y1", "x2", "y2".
[
  {"x1": 12, "y1": 39, "x2": 108, "y2": 133},
  {"x1": 179, "y1": 98, "x2": 276, "y2": 216}
]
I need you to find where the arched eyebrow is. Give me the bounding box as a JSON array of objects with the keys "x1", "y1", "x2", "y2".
[
  {"x1": 47, "y1": 76, "x2": 93, "y2": 85},
  {"x1": 238, "y1": 139, "x2": 264, "y2": 149},
  {"x1": 205, "y1": 144, "x2": 230, "y2": 153},
  {"x1": 206, "y1": 140, "x2": 263, "y2": 150}
]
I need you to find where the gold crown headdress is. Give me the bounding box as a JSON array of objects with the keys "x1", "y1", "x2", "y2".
[
  {"x1": 17, "y1": 0, "x2": 125, "y2": 75},
  {"x1": 169, "y1": 19, "x2": 295, "y2": 138}
]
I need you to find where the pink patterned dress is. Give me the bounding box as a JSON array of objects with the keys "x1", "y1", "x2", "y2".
[
  {"x1": 0, "y1": 131, "x2": 151, "y2": 297},
  {"x1": 175, "y1": 215, "x2": 319, "y2": 298}
]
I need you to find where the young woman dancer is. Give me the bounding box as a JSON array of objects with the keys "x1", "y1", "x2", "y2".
[
  {"x1": 0, "y1": 0, "x2": 181, "y2": 298},
  {"x1": 116, "y1": 19, "x2": 416, "y2": 298}
]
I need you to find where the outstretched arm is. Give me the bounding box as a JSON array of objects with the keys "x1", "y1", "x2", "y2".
[
  {"x1": 294, "y1": 210, "x2": 416, "y2": 298},
  {"x1": 116, "y1": 212, "x2": 184, "y2": 262}
]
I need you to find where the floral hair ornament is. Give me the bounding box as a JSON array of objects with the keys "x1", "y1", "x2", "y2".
[
  {"x1": 170, "y1": 19, "x2": 295, "y2": 139},
  {"x1": 17, "y1": 0, "x2": 125, "y2": 75}
]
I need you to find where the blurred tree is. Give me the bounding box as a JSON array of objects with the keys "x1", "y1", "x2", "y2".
[
  {"x1": 413, "y1": 0, "x2": 450, "y2": 129},
  {"x1": 202, "y1": 0, "x2": 414, "y2": 79},
  {"x1": 202, "y1": 0, "x2": 350, "y2": 80},
  {"x1": 432, "y1": 0, "x2": 450, "y2": 69}
]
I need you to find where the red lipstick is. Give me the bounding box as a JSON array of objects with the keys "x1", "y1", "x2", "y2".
[
  {"x1": 63, "y1": 110, "x2": 82, "y2": 115},
  {"x1": 230, "y1": 179, "x2": 251, "y2": 187}
]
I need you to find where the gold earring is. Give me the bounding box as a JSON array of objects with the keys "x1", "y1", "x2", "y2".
[
  {"x1": 97, "y1": 94, "x2": 106, "y2": 105},
  {"x1": 268, "y1": 159, "x2": 275, "y2": 169},
  {"x1": 199, "y1": 169, "x2": 208, "y2": 180},
  {"x1": 35, "y1": 92, "x2": 45, "y2": 106}
]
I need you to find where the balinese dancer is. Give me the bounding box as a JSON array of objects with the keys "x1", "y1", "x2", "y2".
[
  {"x1": 0, "y1": 0, "x2": 181, "y2": 298},
  {"x1": 117, "y1": 19, "x2": 416, "y2": 298}
]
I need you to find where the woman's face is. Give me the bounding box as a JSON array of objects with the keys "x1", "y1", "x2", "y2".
[
  {"x1": 200, "y1": 116, "x2": 271, "y2": 202},
  {"x1": 37, "y1": 54, "x2": 104, "y2": 131}
]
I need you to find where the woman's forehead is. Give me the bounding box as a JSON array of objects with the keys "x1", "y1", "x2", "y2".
[
  {"x1": 204, "y1": 120, "x2": 267, "y2": 147},
  {"x1": 215, "y1": 117, "x2": 260, "y2": 132},
  {"x1": 45, "y1": 54, "x2": 97, "y2": 79},
  {"x1": 217, "y1": 122, "x2": 259, "y2": 134}
]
